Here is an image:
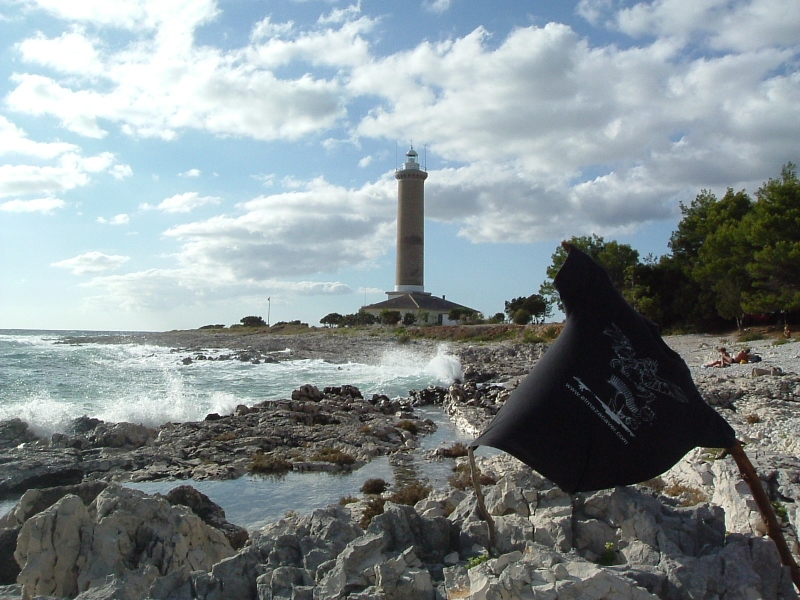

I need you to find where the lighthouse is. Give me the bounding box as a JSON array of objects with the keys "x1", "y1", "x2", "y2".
[
  {"x1": 361, "y1": 144, "x2": 477, "y2": 325},
  {"x1": 394, "y1": 146, "x2": 427, "y2": 293}
]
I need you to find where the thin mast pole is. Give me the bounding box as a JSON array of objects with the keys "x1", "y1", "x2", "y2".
[{"x1": 728, "y1": 441, "x2": 800, "y2": 591}]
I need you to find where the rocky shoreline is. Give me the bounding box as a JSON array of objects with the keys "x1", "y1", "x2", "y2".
[{"x1": 1, "y1": 329, "x2": 799, "y2": 599}]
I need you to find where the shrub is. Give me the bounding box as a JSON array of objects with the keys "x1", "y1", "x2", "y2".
[
  {"x1": 396, "y1": 420, "x2": 419, "y2": 435},
  {"x1": 388, "y1": 481, "x2": 431, "y2": 506},
  {"x1": 249, "y1": 451, "x2": 292, "y2": 474},
  {"x1": 439, "y1": 442, "x2": 469, "y2": 458},
  {"x1": 598, "y1": 542, "x2": 616, "y2": 566},
  {"x1": 361, "y1": 478, "x2": 389, "y2": 495},
  {"x1": 311, "y1": 447, "x2": 356, "y2": 466},
  {"x1": 359, "y1": 497, "x2": 387, "y2": 529},
  {"x1": 522, "y1": 329, "x2": 546, "y2": 344},
  {"x1": 664, "y1": 482, "x2": 709, "y2": 506},
  {"x1": 448, "y1": 463, "x2": 497, "y2": 490},
  {"x1": 542, "y1": 325, "x2": 561, "y2": 340},
  {"x1": 467, "y1": 555, "x2": 490, "y2": 569},
  {"x1": 745, "y1": 413, "x2": 761, "y2": 424},
  {"x1": 739, "y1": 331, "x2": 766, "y2": 342},
  {"x1": 339, "y1": 496, "x2": 359, "y2": 506},
  {"x1": 772, "y1": 501, "x2": 788, "y2": 520}
]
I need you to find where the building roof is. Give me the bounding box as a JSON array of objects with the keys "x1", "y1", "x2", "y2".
[{"x1": 363, "y1": 292, "x2": 476, "y2": 313}]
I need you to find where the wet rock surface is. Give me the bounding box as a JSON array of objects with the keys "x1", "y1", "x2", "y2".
[{"x1": 0, "y1": 384, "x2": 437, "y2": 495}]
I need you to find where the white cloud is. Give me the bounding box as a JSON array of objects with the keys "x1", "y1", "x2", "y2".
[
  {"x1": 423, "y1": 0, "x2": 453, "y2": 14},
  {"x1": 5, "y1": 5, "x2": 375, "y2": 141},
  {"x1": 156, "y1": 176, "x2": 395, "y2": 283},
  {"x1": 579, "y1": 0, "x2": 800, "y2": 52},
  {"x1": 0, "y1": 197, "x2": 66, "y2": 213},
  {"x1": 97, "y1": 213, "x2": 130, "y2": 225},
  {"x1": 0, "y1": 163, "x2": 89, "y2": 198},
  {"x1": 17, "y1": 29, "x2": 105, "y2": 75},
  {"x1": 0, "y1": 116, "x2": 78, "y2": 158},
  {"x1": 358, "y1": 155, "x2": 372, "y2": 168},
  {"x1": 81, "y1": 268, "x2": 353, "y2": 312},
  {"x1": 4, "y1": 0, "x2": 797, "y2": 250},
  {"x1": 51, "y1": 251, "x2": 130, "y2": 275},
  {"x1": 18, "y1": 0, "x2": 219, "y2": 32},
  {"x1": 109, "y1": 164, "x2": 133, "y2": 179},
  {"x1": 179, "y1": 168, "x2": 201, "y2": 178},
  {"x1": 140, "y1": 192, "x2": 221, "y2": 213}
]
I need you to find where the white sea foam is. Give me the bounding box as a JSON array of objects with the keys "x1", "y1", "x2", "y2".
[{"x1": 0, "y1": 331, "x2": 464, "y2": 433}]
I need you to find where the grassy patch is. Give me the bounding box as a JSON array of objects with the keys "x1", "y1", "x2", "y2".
[{"x1": 339, "y1": 495, "x2": 359, "y2": 506}]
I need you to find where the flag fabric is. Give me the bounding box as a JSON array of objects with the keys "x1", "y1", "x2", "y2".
[{"x1": 471, "y1": 246, "x2": 736, "y2": 493}]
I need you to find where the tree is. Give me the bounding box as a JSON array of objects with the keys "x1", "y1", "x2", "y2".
[
  {"x1": 504, "y1": 294, "x2": 551, "y2": 323},
  {"x1": 539, "y1": 235, "x2": 639, "y2": 310},
  {"x1": 512, "y1": 309, "x2": 532, "y2": 325},
  {"x1": 741, "y1": 163, "x2": 800, "y2": 314},
  {"x1": 240, "y1": 316, "x2": 267, "y2": 328},
  {"x1": 380, "y1": 310, "x2": 402, "y2": 325},
  {"x1": 320, "y1": 313, "x2": 343, "y2": 328},
  {"x1": 340, "y1": 311, "x2": 377, "y2": 327},
  {"x1": 402, "y1": 312, "x2": 417, "y2": 326},
  {"x1": 448, "y1": 308, "x2": 465, "y2": 323},
  {"x1": 487, "y1": 312, "x2": 506, "y2": 324}
]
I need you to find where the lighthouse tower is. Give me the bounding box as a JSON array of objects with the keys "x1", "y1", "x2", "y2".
[
  {"x1": 394, "y1": 145, "x2": 428, "y2": 293},
  {"x1": 361, "y1": 144, "x2": 477, "y2": 325}
]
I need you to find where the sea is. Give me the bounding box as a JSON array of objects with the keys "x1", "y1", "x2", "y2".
[{"x1": 0, "y1": 329, "x2": 472, "y2": 529}]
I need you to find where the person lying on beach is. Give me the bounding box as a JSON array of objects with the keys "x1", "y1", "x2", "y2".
[
  {"x1": 732, "y1": 348, "x2": 751, "y2": 363},
  {"x1": 704, "y1": 348, "x2": 733, "y2": 368}
]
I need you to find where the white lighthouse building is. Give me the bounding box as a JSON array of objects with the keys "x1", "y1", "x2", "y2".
[{"x1": 363, "y1": 145, "x2": 476, "y2": 325}]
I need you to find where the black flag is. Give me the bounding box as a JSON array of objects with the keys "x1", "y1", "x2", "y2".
[{"x1": 471, "y1": 245, "x2": 736, "y2": 493}]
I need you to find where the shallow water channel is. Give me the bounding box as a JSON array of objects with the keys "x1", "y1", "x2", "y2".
[{"x1": 126, "y1": 407, "x2": 477, "y2": 530}]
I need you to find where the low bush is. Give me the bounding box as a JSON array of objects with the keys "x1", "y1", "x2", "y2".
[
  {"x1": 439, "y1": 442, "x2": 469, "y2": 458},
  {"x1": 248, "y1": 451, "x2": 292, "y2": 474},
  {"x1": 361, "y1": 478, "x2": 389, "y2": 495},
  {"x1": 448, "y1": 463, "x2": 497, "y2": 490},
  {"x1": 311, "y1": 447, "x2": 356, "y2": 466},
  {"x1": 396, "y1": 420, "x2": 419, "y2": 435}
]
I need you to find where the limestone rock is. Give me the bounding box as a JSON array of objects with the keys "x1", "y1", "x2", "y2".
[{"x1": 14, "y1": 485, "x2": 234, "y2": 599}]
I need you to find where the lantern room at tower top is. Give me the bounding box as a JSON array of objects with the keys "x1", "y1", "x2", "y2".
[{"x1": 362, "y1": 145, "x2": 477, "y2": 326}]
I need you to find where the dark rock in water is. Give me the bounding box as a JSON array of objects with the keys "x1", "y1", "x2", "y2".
[
  {"x1": 0, "y1": 449, "x2": 84, "y2": 495},
  {"x1": 166, "y1": 485, "x2": 249, "y2": 550},
  {"x1": 0, "y1": 419, "x2": 39, "y2": 450},
  {"x1": 69, "y1": 416, "x2": 103, "y2": 435}
]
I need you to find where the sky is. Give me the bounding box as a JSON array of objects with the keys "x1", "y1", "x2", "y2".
[{"x1": 0, "y1": 0, "x2": 797, "y2": 332}]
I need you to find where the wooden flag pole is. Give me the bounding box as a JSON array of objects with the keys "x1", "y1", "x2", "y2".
[
  {"x1": 728, "y1": 441, "x2": 800, "y2": 591},
  {"x1": 468, "y1": 447, "x2": 497, "y2": 556}
]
